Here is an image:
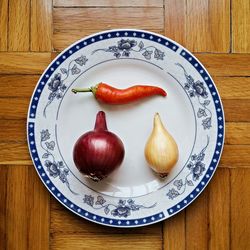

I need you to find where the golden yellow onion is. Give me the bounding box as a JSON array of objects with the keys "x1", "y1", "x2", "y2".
[{"x1": 144, "y1": 113, "x2": 179, "y2": 177}]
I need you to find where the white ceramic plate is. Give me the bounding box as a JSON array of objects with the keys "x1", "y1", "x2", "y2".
[{"x1": 27, "y1": 29, "x2": 225, "y2": 227}]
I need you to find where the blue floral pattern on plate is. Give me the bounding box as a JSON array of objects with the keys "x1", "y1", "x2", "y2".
[
  {"x1": 43, "y1": 55, "x2": 88, "y2": 117},
  {"x1": 92, "y1": 38, "x2": 165, "y2": 60},
  {"x1": 166, "y1": 136, "x2": 209, "y2": 200},
  {"x1": 40, "y1": 129, "x2": 78, "y2": 195},
  {"x1": 83, "y1": 195, "x2": 156, "y2": 218},
  {"x1": 176, "y1": 63, "x2": 212, "y2": 130}
]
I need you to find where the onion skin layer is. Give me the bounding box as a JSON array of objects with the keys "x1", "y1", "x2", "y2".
[
  {"x1": 73, "y1": 111, "x2": 125, "y2": 181},
  {"x1": 144, "y1": 113, "x2": 179, "y2": 178}
]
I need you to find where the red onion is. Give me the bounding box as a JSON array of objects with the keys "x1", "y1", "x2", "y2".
[{"x1": 73, "y1": 111, "x2": 125, "y2": 181}]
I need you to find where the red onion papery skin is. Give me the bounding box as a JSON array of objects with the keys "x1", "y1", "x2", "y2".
[{"x1": 73, "y1": 111, "x2": 125, "y2": 181}]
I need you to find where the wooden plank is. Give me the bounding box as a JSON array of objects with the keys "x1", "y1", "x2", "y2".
[
  {"x1": 27, "y1": 166, "x2": 50, "y2": 250},
  {"x1": 0, "y1": 120, "x2": 26, "y2": 143},
  {"x1": 186, "y1": 189, "x2": 208, "y2": 250},
  {"x1": 50, "y1": 198, "x2": 162, "y2": 234},
  {"x1": 0, "y1": 166, "x2": 8, "y2": 250},
  {"x1": 6, "y1": 166, "x2": 29, "y2": 250},
  {"x1": 164, "y1": 0, "x2": 186, "y2": 47},
  {"x1": 165, "y1": 0, "x2": 231, "y2": 52},
  {"x1": 208, "y1": 168, "x2": 230, "y2": 250},
  {"x1": 51, "y1": 233, "x2": 162, "y2": 250},
  {"x1": 0, "y1": 98, "x2": 29, "y2": 119},
  {"x1": 231, "y1": 169, "x2": 250, "y2": 250},
  {"x1": 195, "y1": 54, "x2": 250, "y2": 77},
  {"x1": 0, "y1": 75, "x2": 39, "y2": 98},
  {"x1": 186, "y1": 0, "x2": 230, "y2": 52},
  {"x1": 0, "y1": 142, "x2": 31, "y2": 165},
  {"x1": 53, "y1": 8, "x2": 163, "y2": 31},
  {"x1": 31, "y1": 0, "x2": 52, "y2": 51},
  {"x1": 8, "y1": 0, "x2": 30, "y2": 51},
  {"x1": 0, "y1": 0, "x2": 8, "y2": 51},
  {"x1": 53, "y1": 30, "x2": 90, "y2": 51},
  {"x1": 53, "y1": 8, "x2": 164, "y2": 51},
  {"x1": 225, "y1": 123, "x2": 250, "y2": 145},
  {"x1": 0, "y1": 53, "x2": 51, "y2": 74},
  {"x1": 232, "y1": 0, "x2": 250, "y2": 52},
  {"x1": 163, "y1": 211, "x2": 185, "y2": 250},
  {"x1": 223, "y1": 99, "x2": 250, "y2": 122},
  {"x1": 214, "y1": 77, "x2": 250, "y2": 100},
  {"x1": 220, "y1": 145, "x2": 250, "y2": 168},
  {"x1": 5, "y1": 165, "x2": 50, "y2": 250},
  {"x1": 54, "y1": 0, "x2": 163, "y2": 7}
]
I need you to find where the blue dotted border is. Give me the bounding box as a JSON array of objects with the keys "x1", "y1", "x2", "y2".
[
  {"x1": 28, "y1": 121, "x2": 165, "y2": 226},
  {"x1": 167, "y1": 49, "x2": 224, "y2": 215},
  {"x1": 27, "y1": 30, "x2": 224, "y2": 227}
]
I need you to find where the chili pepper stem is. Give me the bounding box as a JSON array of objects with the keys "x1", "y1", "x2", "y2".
[
  {"x1": 71, "y1": 88, "x2": 93, "y2": 94},
  {"x1": 72, "y1": 85, "x2": 98, "y2": 95}
]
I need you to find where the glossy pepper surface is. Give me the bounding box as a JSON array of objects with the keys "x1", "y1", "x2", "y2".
[{"x1": 72, "y1": 82, "x2": 167, "y2": 104}]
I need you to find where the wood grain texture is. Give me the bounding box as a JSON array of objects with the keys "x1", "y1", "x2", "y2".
[
  {"x1": 231, "y1": 169, "x2": 250, "y2": 250},
  {"x1": 8, "y1": 0, "x2": 30, "y2": 51},
  {"x1": 0, "y1": 120, "x2": 26, "y2": 143},
  {"x1": 208, "y1": 168, "x2": 230, "y2": 250},
  {"x1": 215, "y1": 77, "x2": 250, "y2": 99},
  {"x1": 188, "y1": 0, "x2": 230, "y2": 52},
  {"x1": 186, "y1": 189, "x2": 208, "y2": 250},
  {"x1": 5, "y1": 165, "x2": 50, "y2": 250},
  {"x1": 31, "y1": 0, "x2": 52, "y2": 51},
  {"x1": 53, "y1": 7, "x2": 163, "y2": 30},
  {"x1": 0, "y1": 166, "x2": 8, "y2": 250},
  {"x1": 51, "y1": 233, "x2": 162, "y2": 250},
  {"x1": 195, "y1": 54, "x2": 250, "y2": 76},
  {"x1": 53, "y1": 7, "x2": 164, "y2": 50},
  {"x1": 163, "y1": 211, "x2": 185, "y2": 250},
  {"x1": 165, "y1": 0, "x2": 230, "y2": 52},
  {"x1": 164, "y1": 0, "x2": 186, "y2": 47},
  {"x1": 0, "y1": 53, "x2": 51, "y2": 74},
  {"x1": 27, "y1": 165, "x2": 50, "y2": 250},
  {"x1": 0, "y1": 0, "x2": 8, "y2": 51},
  {"x1": 0, "y1": 98, "x2": 29, "y2": 119},
  {"x1": 232, "y1": 0, "x2": 250, "y2": 52},
  {"x1": 54, "y1": 0, "x2": 163, "y2": 7},
  {"x1": 0, "y1": 75, "x2": 39, "y2": 98},
  {"x1": 0, "y1": 142, "x2": 31, "y2": 165},
  {"x1": 225, "y1": 123, "x2": 250, "y2": 145},
  {"x1": 223, "y1": 99, "x2": 250, "y2": 122},
  {"x1": 220, "y1": 145, "x2": 250, "y2": 168}
]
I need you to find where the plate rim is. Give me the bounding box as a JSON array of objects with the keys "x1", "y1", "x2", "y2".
[{"x1": 26, "y1": 28, "x2": 225, "y2": 228}]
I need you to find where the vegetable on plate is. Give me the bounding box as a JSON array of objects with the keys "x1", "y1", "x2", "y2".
[
  {"x1": 73, "y1": 111, "x2": 125, "y2": 182},
  {"x1": 72, "y1": 82, "x2": 167, "y2": 104}
]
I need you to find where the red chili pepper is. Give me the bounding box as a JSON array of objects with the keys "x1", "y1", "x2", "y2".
[{"x1": 72, "y1": 83, "x2": 167, "y2": 104}]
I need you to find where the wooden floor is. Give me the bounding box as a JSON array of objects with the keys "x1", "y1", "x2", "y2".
[{"x1": 0, "y1": 0, "x2": 250, "y2": 249}]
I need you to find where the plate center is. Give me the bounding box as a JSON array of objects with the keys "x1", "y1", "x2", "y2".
[{"x1": 56, "y1": 59, "x2": 196, "y2": 197}]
